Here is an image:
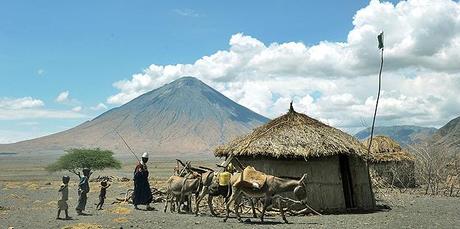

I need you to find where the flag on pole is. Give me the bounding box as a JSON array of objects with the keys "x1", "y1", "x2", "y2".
[{"x1": 378, "y1": 31, "x2": 384, "y2": 49}]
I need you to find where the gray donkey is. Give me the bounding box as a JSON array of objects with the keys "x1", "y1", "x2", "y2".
[{"x1": 224, "y1": 173, "x2": 308, "y2": 223}]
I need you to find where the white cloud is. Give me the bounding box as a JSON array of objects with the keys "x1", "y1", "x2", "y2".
[
  {"x1": 56, "y1": 91, "x2": 70, "y2": 103},
  {"x1": 0, "y1": 96, "x2": 86, "y2": 121},
  {"x1": 37, "y1": 69, "x2": 45, "y2": 76},
  {"x1": 173, "y1": 8, "x2": 201, "y2": 17},
  {"x1": 107, "y1": 0, "x2": 460, "y2": 131},
  {"x1": 55, "y1": 90, "x2": 81, "y2": 107},
  {"x1": 0, "y1": 129, "x2": 52, "y2": 144},
  {"x1": 0, "y1": 97, "x2": 44, "y2": 109},
  {"x1": 72, "y1": 106, "x2": 82, "y2": 112},
  {"x1": 90, "y1": 103, "x2": 108, "y2": 111},
  {"x1": 0, "y1": 108, "x2": 86, "y2": 120}
]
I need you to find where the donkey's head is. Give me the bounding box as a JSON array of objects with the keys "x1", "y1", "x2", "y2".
[{"x1": 294, "y1": 173, "x2": 308, "y2": 202}]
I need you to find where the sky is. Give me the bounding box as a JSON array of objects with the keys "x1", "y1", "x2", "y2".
[{"x1": 1, "y1": 0, "x2": 460, "y2": 143}]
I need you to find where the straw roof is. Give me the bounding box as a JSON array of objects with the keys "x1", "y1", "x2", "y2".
[
  {"x1": 363, "y1": 136, "x2": 415, "y2": 162},
  {"x1": 214, "y1": 104, "x2": 368, "y2": 159}
]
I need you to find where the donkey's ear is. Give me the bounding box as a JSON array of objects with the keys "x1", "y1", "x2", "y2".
[{"x1": 301, "y1": 173, "x2": 308, "y2": 181}]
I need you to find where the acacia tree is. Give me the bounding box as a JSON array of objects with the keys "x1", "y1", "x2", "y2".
[{"x1": 46, "y1": 148, "x2": 122, "y2": 177}]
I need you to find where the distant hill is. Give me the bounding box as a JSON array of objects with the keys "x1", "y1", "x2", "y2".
[
  {"x1": 354, "y1": 125, "x2": 437, "y2": 146},
  {"x1": 0, "y1": 77, "x2": 269, "y2": 157},
  {"x1": 431, "y1": 116, "x2": 460, "y2": 155}
]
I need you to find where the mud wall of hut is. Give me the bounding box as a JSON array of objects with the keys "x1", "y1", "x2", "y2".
[
  {"x1": 348, "y1": 155, "x2": 376, "y2": 209},
  {"x1": 238, "y1": 156, "x2": 341, "y2": 211},
  {"x1": 237, "y1": 155, "x2": 375, "y2": 211}
]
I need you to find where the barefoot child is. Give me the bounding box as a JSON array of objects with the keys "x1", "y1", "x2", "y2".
[
  {"x1": 57, "y1": 175, "x2": 71, "y2": 220},
  {"x1": 96, "y1": 180, "x2": 111, "y2": 210}
]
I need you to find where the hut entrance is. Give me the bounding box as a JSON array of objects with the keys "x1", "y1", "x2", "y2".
[{"x1": 339, "y1": 155, "x2": 355, "y2": 208}]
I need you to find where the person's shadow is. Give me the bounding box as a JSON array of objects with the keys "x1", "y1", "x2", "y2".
[{"x1": 77, "y1": 212, "x2": 93, "y2": 216}]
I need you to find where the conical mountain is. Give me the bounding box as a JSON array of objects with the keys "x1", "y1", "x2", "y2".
[{"x1": 0, "y1": 77, "x2": 269, "y2": 157}]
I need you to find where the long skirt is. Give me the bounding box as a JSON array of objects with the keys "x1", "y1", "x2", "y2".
[{"x1": 76, "y1": 191, "x2": 87, "y2": 211}]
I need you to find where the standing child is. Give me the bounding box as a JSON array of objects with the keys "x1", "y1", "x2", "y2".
[
  {"x1": 96, "y1": 180, "x2": 111, "y2": 210},
  {"x1": 76, "y1": 168, "x2": 91, "y2": 215},
  {"x1": 57, "y1": 175, "x2": 71, "y2": 220}
]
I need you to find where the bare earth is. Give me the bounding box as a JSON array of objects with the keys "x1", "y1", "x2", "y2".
[{"x1": 1, "y1": 154, "x2": 460, "y2": 229}]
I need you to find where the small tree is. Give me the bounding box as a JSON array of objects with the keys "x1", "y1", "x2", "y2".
[
  {"x1": 409, "y1": 143, "x2": 451, "y2": 195},
  {"x1": 46, "y1": 148, "x2": 122, "y2": 177}
]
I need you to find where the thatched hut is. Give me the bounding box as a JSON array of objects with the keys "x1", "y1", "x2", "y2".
[
  {"x1": 363, "y1": 136, "x2": 416, "y2": 188},
  {"x1": 215, "y1": 104, "x2": 375, "y2": 211}
]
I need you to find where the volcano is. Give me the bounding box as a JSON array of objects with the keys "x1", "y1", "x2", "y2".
[{"x1": 0, "y1": 77, "x2": 269, "y2": 157}]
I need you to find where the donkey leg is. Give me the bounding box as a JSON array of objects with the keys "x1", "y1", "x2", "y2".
[
  {"x1": 251, "y1": 198, "x2": 257, "y2": 218},
  {"x1": 208, "y1": 195, "x2": 217, "y2": 216},
  {"x1": 195, "y1": 187, "x2": 207, "y2": 216},
  {"x1": 163, "y1": 193, "x2": 170, "y2": 213},
  {"x1": 260, "y1": 196, "x2": 270, "y2": 223},
  {"x1": 170, "y1": 196, "x2": 176, "y2": 212},
  {"x1": 163, "y1": 199, "x2": 168, "y2": 212},
  {"x1": 176, "y1": 196, "x2": 182, "y2": 214},
  {"x1": 234, "y1": 193, "x2": 243, "y2": 222},
  {"x1": 224, "y1": 190, "x2": 237, "y2": 222},
  {"x1": 278, "y1": 198, "x2": 288, "y2": 223},
  {"x1": 186, "y1": 195, "x2": 191, "y2": 213}
]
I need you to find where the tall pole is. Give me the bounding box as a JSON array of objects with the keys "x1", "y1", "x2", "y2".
[
  {"x1": 367, "y1": 31, "x2": 384, "y2": 154},
  {"x1": 366, "y1": 31, "x2": 384, "y2": 209},
  {"x1": 115, "y1": 131, "x2": 141, "y2": 163}
]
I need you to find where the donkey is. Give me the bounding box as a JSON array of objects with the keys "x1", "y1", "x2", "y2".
[
  {"x1": 224, "y1": 174, "x2": 308, "y2": 223},
  {"x1": 194, "y1": 170, "x2": 218, "y2": 216},
  {"x1": 195, "y1": 171, "x2": 258, "y2": 218},
  {"x1": 164, "y1": 172, "x2": 202, "y2": 213}
]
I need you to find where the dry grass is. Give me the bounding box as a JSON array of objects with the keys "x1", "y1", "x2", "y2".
[
  {"x1": 3, "y1": 181, "x2": 47, "y2": 191},
  {"x1": 111, "y1": 205, "x2": 132, "y2": 214},
  {"x1": 9, "y1": 194, "x2": 25, "y2": 200},
  {"x1": 4, "y1": 182, "x2": 22, "y2": 189},
  {"x1": 113, "y1": 217, "x2": 129, "y2": 223},
  {"x1": 215, "y1": 107, "x2": 368, "y2": 159},
  {"x1": 61, "y1": 223, "x2": 103, "y2": 229}
]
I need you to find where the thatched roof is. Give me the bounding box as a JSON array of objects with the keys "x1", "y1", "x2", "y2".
[
  {"x1": 363, "y1": 136, "x2": 415, "y2": 162},
  {"x1": 214, "y1": 104, "x2": 368, "y2": 159}
]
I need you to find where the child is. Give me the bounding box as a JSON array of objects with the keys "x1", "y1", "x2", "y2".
[
  {"x1": 96, "y1": 180, "x2": 111, "y2": 210},
  {"x1": 57, "y1": 175, "x2": 71, "y2": 220},
  {"x1": 76, "y1": 168, "x2": 91, "y2": 215}
]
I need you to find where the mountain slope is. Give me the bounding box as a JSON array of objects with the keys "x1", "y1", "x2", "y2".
[
  {"x1": 0, "y1": 77, "x2": 269, "y2": 156},
  {"x1": 354, "y1": 125, "x2": 437, "y2": 146},
  {"x1": 431, "y1": 116, "x2": 460, "y2": 154}
]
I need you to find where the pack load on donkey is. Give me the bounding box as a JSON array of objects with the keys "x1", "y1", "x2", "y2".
[{"x1": 234, "y1": 166, "x2": 267, "y2": 189}]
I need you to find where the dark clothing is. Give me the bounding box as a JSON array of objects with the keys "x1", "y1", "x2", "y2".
[
  {"x1": 99, "y1": 187, "x2": 107, "y2": 198},
  {"x1": 96, "y1": 186, "x2": 108, "y2": 209},
  {"x1": 76, "y1": 176, "x2": 89, "y2": 211},
  {"x1": 133, "y1": 164, "x2": 153, "y2": 205},
  {"x1": 96, "y1": 195, "x2": 105, "y2": 210}
]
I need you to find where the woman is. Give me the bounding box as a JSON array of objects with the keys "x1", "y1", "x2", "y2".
[{"x1": 133, "y1": 152, "x2": 153, "y2": 210}]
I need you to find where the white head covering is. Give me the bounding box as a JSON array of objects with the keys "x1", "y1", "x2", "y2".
[{"x1": 142, "y1": 152, "x2": 149, "y2": 158}]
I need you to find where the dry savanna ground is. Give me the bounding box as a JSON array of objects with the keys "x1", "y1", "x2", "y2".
[{"x1": 1, "y1": 153, "x2": 460, "y2": 229}]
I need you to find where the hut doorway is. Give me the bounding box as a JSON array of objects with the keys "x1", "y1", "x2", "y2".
[{"x1": 339, "y1": 155, "x2": 355, "y2": 208}]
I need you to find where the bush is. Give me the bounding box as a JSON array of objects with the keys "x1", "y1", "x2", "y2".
[{"x1": 46, "y1": 148, "x2": 122, "y2": 176}]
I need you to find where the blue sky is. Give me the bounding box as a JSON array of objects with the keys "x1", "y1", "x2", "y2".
[{"x1": 2, "y1": 0, "x2": 459, "y2": 143}]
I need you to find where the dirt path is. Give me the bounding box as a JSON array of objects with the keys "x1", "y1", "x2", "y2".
[{"x1": 1, "y1": 179, "x2": 459, "y2": 229}]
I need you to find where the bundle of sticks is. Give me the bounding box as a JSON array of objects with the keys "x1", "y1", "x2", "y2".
[{"x1": 113, "y1": 187, "x2": 167, "y2": 204}]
